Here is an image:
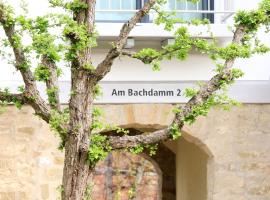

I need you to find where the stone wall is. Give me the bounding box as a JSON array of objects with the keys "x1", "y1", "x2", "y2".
[
  {"x1": 181, "y1": 104, "x2": 270, "y2": 200},
  {"x1": 92, "y1": 151, "x2": 160, "y2": 200},
  {"x1": 0, "y1": 104, "x2": 269, "y2": 200}
]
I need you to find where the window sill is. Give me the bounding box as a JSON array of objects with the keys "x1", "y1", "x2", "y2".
[{"x1": 96, "y1": 23, "x2": 233, "y2": 39}]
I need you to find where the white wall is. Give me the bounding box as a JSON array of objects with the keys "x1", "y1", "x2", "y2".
[{"x1": 0, "y1": 0, "x2": 269, "y2": 83}]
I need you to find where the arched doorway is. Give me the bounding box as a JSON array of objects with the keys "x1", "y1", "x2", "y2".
[
  {"x1": 90, "y1": 128, "x2": 213, "y2": 200},
  {"x1": 91, "y1": 128, "x2": 176, "y2": 200},
  {"x1": 143, "y1": 144, "x2": 176, "y2": 200},
  {"x1": 175, "y1": 132, "x2": 214, "y2": 200},
  {"x1": 91, "y1": 150, "x2": 164, "y2": 200}
]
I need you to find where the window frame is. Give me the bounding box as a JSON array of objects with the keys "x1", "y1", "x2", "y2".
[{"x1": 95, "y1": 0, "x2": 214, "y2": 23}]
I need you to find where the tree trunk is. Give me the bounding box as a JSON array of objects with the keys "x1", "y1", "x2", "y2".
[{"x1": 62, "y1": 133, "x2": 93, "y2": 200}]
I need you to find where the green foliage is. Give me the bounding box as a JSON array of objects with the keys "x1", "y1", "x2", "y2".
[
  {"x1": 49, "y1": 109, "x2": 69, "y2": 149},
  {"x1": 128, "y1": 144, "x2": 158, "y2": 156},
  {"x1": 49, "y1": 0, "x2": 88, "y2": 13},
  {"x1": 82, "y1": 63, "x2": 95, "y2": 71},
  {"x1": 84, "y1": 183, "x2": 93, "y2": 200},
  {"x1": 192, "y1": 38, "x2": 217, "y2": 58},
  {"x1": 259, "y1": 0, "x2": 270, "y2": 10},
  {"x1": 11, "y1": 34, "x2": 22, "y2": 48},
  {"x1": 56, "y1": 185, "x2": 64, "y2": 200},
  {"x1": 34, "y1": 64, "x2": 51, "y2": 81},
  {"x1": 32, "y1": 33, "x2": 61, "y2": 61},
  {"x1": 151, "y1": 60, "x2": 161, "y2": 71},
  {"x1": 218, "y1": 68, "x2": 244, "y2": 87},
  {"x1": 169, "y1": 123, "x2": 181, "y2": 140},
  {"x1": 90, "y1": 119, "x2": 103, "y2": 131},
  {"x1": 134, "y1": 48, "x2": 161, "y2": 64},
  {"x1": 183, "y1": 97, "x2": 215, "y2": 124},
  {"x1": 17, "y1": 60, "x2": 31, "y2": 72},
  {"x1": 0, "y1": 3, "x2": 15, "y2": 27},
  {"x1": 108, "y1": 125, "x2": 130, "y2": 135},
  {"x1": 155, "y1": 11, "x2": 183, "y2": 31},
  {"x1": 93, "y1": 84, "x2": 103, "y2": 99},
  {"x1": 231, "y1": 68, "x2": 245, "y2": 79},
  {"x1": 16, "y1": 15, "x2": 32, "y2": 30},
  {"x1": 218, "y1": 43, "x2": 252, "y2": 60},
  {"x1": 190, "y1": 18, "x2": 210, "y2": 26},
  {"x1": 88, "y1": 134, "x2": 112, "y2": 167},
  {"x1": 129, "y1": 144, "x2": 144, "y2": 154},
  {"x1": 145, "y1": 144, "x2": 159, "y2": 156},
  {"x1": 92, "y1": 107, "x2": 103, "y2": 118},
  {"x1": 154, "y1": 5, "x2": 210, "y2": 31},
  {"x1": 184, "y1": 88, "x2": 198, "y2": 98},
  {"x1": 151, "y1": 0, "x2": 270, "y2": 69},
  {"x1": 183, "y1": 91, "x2": 241, "y2": 125},
  {"x1": 164, "y1": 26, "x2": 192, "y2": 61},
  {"x1": 0, "y1": 87, "x2": 24, "y2": 110},
  {"x1": 56, "y1": 68, "x2": 63, "y2": 77},
  {"x1": 17, "y1": 85, "x2": 25, "y2": 93},
  {"x1": 234, "y1": 0, "x2": 270, "y2": 33},
  {"x1": 0, "y1": 100, "x2": 7, "y2": 114},
  {"x1": 134, "y1": 48, "x2": 163, "y2": 71},
  {"x1": 0, "y1": 0, "x2": 269, "y2": 174},
  {"x1": 187, "y1": 0, "x2": 200, "y2": 3},
  {"x1": 34, "y1": 16, "x2": 49, "y2": 33},
  {"x1": 91, "y1": 106, "x2": 105, "y2": 133},
  {"x1": 13, "y1": 99, "x2": 23, "y2": 109},
  {"x1": 64, "y1": 22, "x2": 97, "y2": 61},
  {"x1": 172, "y1": 106, "x2": 182, "y2": 114},
  {"x1": 253, "y1": 39, "x2": 270, "y2": 54},
  {"x1": 46, "y1": 86, "x2": 59, "y2": 107},
  {"x1": 92, "y1": 107, "x2": 131, "y2": 135},
  {"x1": 215, "y1": 63, "x2": 225, "y2": 73},
  {"x1": 128, "y1": 185, "x2": 136, "y2": 199},
  {"x1": 66, "y1": 0, "x2": 88, "y2": 13},
  {"x1": 49, "y1": 0, "x2": 64, "y2": 7},
  {"x1": 235, "y1": 10, "x2": 265, "y2": 33}
]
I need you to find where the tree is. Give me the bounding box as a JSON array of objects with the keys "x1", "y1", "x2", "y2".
[{"x1": 0, "y1": 0, "x2": 269, "y2": 199}]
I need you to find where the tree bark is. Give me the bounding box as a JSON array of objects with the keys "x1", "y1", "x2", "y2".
[{"x1": 62, "y1": 133, "x2": 93, "y2": 200}]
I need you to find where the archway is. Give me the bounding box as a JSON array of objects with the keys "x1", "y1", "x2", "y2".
[
  {"x1": 90, "y1": 127, "x2": 213, "y2": 200},
  {"x1": 142, "y1": 144, "x2": 176, "y2": 200},
  {"x1": 175, "y1": 131, "x2": 214, "y2": 200},
  {"x1": 90, "y1": 128, "x2": 176, "y2": 200}
]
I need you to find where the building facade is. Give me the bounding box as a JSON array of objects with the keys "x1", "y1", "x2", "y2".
[{"x1": 0, "y1": 0, "x2": 270, "y2": 200}]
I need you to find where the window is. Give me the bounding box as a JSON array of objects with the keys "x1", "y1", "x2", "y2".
[
  {"x1": 96, "y1": 0, "x2": 139, "y2": 22},
  {"x1": 96, "y1": 0, "x2": 214, "y2": 23},
  {"x1": 165, "y1": 0, "x2": 214, "y2": 22}
]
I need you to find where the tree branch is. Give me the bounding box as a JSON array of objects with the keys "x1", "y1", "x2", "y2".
[
  {"x1": 93, "y1": 0, "x2": 157, "y2": 82},
  {"x1": 108, "y1": 25, "x2": 246, "y2": 149},
  {"x1": 41, "y1": 56, "x2": 61, "y2": 111},
  {"x1": 0, "y1": 4, "x2": 51, "y2": 122},
  {"x1": 121, "y1": 48, "x2": 174, "y2": 64},
  {"x1": 0, "y1": 91, "x2": 26, "y2": 103}
]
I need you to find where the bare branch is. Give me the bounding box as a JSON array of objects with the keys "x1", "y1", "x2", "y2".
[
  {"x1": 108, "y1": 128, "x2": 169, "y2": 149},
  {"x1": 93, "y1": 0, "x2": 157, "y2": 82},
  {"x1": 108, "y1": 26, "x2": 246, "y2": 149}
]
